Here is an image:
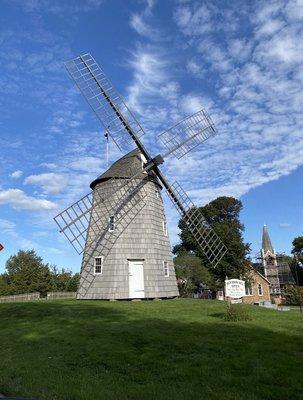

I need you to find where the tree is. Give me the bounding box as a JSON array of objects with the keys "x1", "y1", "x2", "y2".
[
  {"x1": 0, "y1": 274, "x2": 9, "y2": 296},
  {"x1": 4, "y1": 250, "x2": 54, "y2": 295},
  {"x1": 174, "y1": 253, "x2": 214, "y2": 297},
  {"x1": 291, "y1": 236, "x2": 303, "y2": 286},
  {"x1": 0, "y1": 250, "x2": 80, "y2": 296},
  {"x1": 292, "y1": 236, "x2": 303, "y2": 256},
  {"x1": 50, "y1": 266, "x2": 80, "y2": 292},
  {"x1": 173, "y1": 197, "x2": 250, "y2": 284}
]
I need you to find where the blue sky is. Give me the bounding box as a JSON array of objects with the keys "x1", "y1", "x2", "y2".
[{"x1": 1, "y1": 0, "x2": 303, "y2": 273}]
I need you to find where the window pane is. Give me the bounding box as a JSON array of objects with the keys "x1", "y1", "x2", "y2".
[
  {"x1": 109, "y1": 215, "x2": 115, "y2": 231},
  {"x1": 163, "y1": 261, "x2": 169, "y2": 277},
  {"x1": 95, "y1": 257, "x2": 103, "y2": 274}
]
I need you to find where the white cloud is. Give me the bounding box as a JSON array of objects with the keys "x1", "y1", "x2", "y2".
[
  {"x1": 129, "y1": 0, "x2": 160, "y2": 41},
  {"x1": 130, "y1": 14, "x2": 158, "y2": 39},
  {"x1": 186, "y1": 59, "x2": 205, "y2": 78},
  {"x1": 10, "y1": 170, "x2": 23, "y2": 179},
  {"x1": 173, "y1": 4, "x2": 213, "y2": 36},
  {"x1": 24, "y1": 173, "x2": 67, "y2": 195},
  {"x1": 255, "y1": 19, "x2": 285, "y2": 37},
  {"x1": 179, "y1": 93, "x2": 213, "y2": 115},
  {"x1": 40, "y1": 163, "x2": 57, "y2": 169},
  {"x1": 279, "y1": 223, "x2": 291, "y2": 228},
  {"x1": 69, "y1": 156, "x2": 103, "y2": 173},
  {"x1": 0, "y1": 219, "x2": 17, "y2": 237},
  {"x1": 0, "y1": 189, "x2": 57, "y2": 211}
]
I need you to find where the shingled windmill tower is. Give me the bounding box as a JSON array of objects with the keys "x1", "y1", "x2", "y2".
[
  {"x1": 261, "y1": 225, "x2": 281, "y2": 298},
  {"x1": 54, "y1": 53, "x2": 227, "y2": 300},
  {"x1": 79, "y1": 149, "x2": 178, "y2": 299}
]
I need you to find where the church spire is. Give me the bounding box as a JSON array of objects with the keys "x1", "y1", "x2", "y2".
[{"x1": 262, "y1": 224, "x2": 274, "y2": 254}]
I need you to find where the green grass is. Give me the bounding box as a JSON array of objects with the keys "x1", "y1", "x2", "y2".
[{"x1": 0, "y1": 299, "x2": 302, "y2": 400}]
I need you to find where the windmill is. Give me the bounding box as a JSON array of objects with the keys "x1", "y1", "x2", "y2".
[{"x1": 54, "y1": 53, "x2": 227, "y2": 300}]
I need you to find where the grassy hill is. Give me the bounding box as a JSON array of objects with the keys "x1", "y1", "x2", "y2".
[{"x1": 0, "y1": 299, "x2": 302, "y2": 400}]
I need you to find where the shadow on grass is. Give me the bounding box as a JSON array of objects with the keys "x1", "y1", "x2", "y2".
[{"x1": 0, "y1": 300, "x2": 302, "y2": 400}]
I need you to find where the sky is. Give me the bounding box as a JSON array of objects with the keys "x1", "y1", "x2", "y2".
[{"x1": 0, "y1": 0, "x2": 303, "y2": 273}]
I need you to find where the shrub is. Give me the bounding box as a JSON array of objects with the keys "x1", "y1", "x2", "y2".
[{"x1": 224, "y1": 305, "x2": 253, "y2": 322}]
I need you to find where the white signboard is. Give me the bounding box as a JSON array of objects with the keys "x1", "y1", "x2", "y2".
[{"x1": 225, "y1": 279, "x2": 245, "y2": 299}]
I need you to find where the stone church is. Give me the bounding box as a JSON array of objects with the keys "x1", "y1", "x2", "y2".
[{"x1": 256, "y1": 225, "x2": 294, "y2": 302}]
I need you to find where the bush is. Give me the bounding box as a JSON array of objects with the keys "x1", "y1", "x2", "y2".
[{"x1": 224, "y1": 305, "x2": 253, "y2": 322}]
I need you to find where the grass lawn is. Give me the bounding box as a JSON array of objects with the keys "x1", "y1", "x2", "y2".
[{"x1": 0, "y1": 299, "x2": 302, "y2": 400}]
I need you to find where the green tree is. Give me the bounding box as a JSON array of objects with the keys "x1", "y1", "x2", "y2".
[
  {"x1": 291, "y1": 236, "x2": 303, "y2": 285},
  {"x1": 50, "y1": 266, "x2": 80, "y2": 292},
  {"x1": 173, "y1": 197, "x2": 250, "y2": 284},
  {"x1": 4, "y1": 250, "x2": 54, "y2": 295},
  {"x1": 66, "y1": 273, "x2": 80, "y2": 291},
  {"x1": 174, "y1": 253, "x2": 214, "y2": 297},
  {"x1": 292, "y1": 236, "x2": 303, "y2": 256},
  {"x1": 0, "y1": 274, "x2": 10, "y2": 296}
]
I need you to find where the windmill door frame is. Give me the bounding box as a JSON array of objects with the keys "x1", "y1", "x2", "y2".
[{"x1": 128, "y1": 260, "x2": 145, "y2": 298}]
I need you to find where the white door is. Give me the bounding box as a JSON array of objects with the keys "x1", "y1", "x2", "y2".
[{"x1": 129, "y1": 260, "x2": 145, "y2": 298}]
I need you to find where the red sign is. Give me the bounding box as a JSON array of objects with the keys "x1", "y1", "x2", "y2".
[{"x1": 0, "y1": 244, "x2": 4, "y2": 252}]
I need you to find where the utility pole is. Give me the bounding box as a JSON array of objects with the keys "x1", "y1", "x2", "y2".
[{"x1": 294, "y1": 254, "x2": 302, "y2": 314}]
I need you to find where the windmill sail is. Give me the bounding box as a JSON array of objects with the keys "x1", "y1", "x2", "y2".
[
  {"x1": 54, "y1": 163, "x2": 147, "y2": 254},
  {"x1": 158, "y1": 109, "x2": 217, "y2": 159},
  {"x1": 165, "y1": 181, "x2": 227, "y2": 267},
  {"x1": 65, "y1": 53, "x2": 145, "y2": 152}
]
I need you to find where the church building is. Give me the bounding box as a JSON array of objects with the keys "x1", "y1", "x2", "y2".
[{"x1": 257, "y1": 225, "x2": 295, "y2": 303}]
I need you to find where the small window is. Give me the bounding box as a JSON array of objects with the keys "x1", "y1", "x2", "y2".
[
  {"x1": 163, "y1": 261, "x2": 169, "y2": 277},
  {"x1": 94, "y1": 257, "x2": 103, "y2": 274},
  {"x1": 163, "y1": 220, "x2": 167, "y2": 236},
  {"x1": 109, "y1": 215, "x2": 115, "y2": 232},
  {"x1": 245, "y1": 282, "x2": 252, "y2": 296},
  {"x1": 258, "y1": 283, "x2": 263, "y2": 296},
  {"x1": 155, "y1": 190, "x2": 159, "y2": 198}
]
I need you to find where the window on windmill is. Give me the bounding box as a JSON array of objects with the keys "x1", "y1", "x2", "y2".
[
  {"x1": 163, "y1": 220, "x2": 168, "y2": 236},
  {"x1": 109, "y1": 215, "x2": 116, "y2": 232},
  {"x1": 94, "y1": 257, "x2": 103, "y2": 274},
  {"x1": 155, "y1": 189, "x2": 159, "y2": 198},
  {"x1": 163, "y1": 261, "x2": 169, "y2": 277},
  {"x1": 258, "y1": 283, "x2": 263, "y2": 296}
]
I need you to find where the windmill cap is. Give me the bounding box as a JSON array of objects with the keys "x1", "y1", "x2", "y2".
[{"x1": 90, "y1": 148, "x2": 161, "y2": 190}]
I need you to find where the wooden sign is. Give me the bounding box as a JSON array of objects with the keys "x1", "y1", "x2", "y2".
[
  {"x1": 225, "y1": 279, "x2": 245, "y2": 299},
  {"x1": 0, "y1": 243, "x2": 4, "y2": 252}
]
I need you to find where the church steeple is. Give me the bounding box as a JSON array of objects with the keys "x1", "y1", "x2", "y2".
[
  {"x1": 260, "y1": 224, "x2": 280, "y2": 296},
  {"x1": 262, "y1": 224, "x2": 274, "y2": 254}
]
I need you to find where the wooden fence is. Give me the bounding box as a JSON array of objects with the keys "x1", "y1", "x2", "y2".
[
  {"x1": 47, "y1": 292, "x2": 76, "y2": 300},
  {"x1": 0, "y1": 292, "x2": 40, "y2": 303},
  {"x1": 0, "y1": 291, "x2": 77, "y2": 303}
]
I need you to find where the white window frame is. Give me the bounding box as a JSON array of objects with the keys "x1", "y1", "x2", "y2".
[
  {"x1": 163, "y1": 261, "x2": 169, "y2": 277},
  {"x1": 258, "y1": 283, "x2": 263, "y2": 296},
  {"x1": 163, "y1": 220, "x2": 167, "y2": 236},
  {"x1": 109, "y1": 215, "x2": 116, "y2": 232},
  {"x1": 94, "y1": 256, "x2": 103, "y2": 275},
  {"x1": 245, "y1": 282, "x2": 253, "y2": 296}
]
